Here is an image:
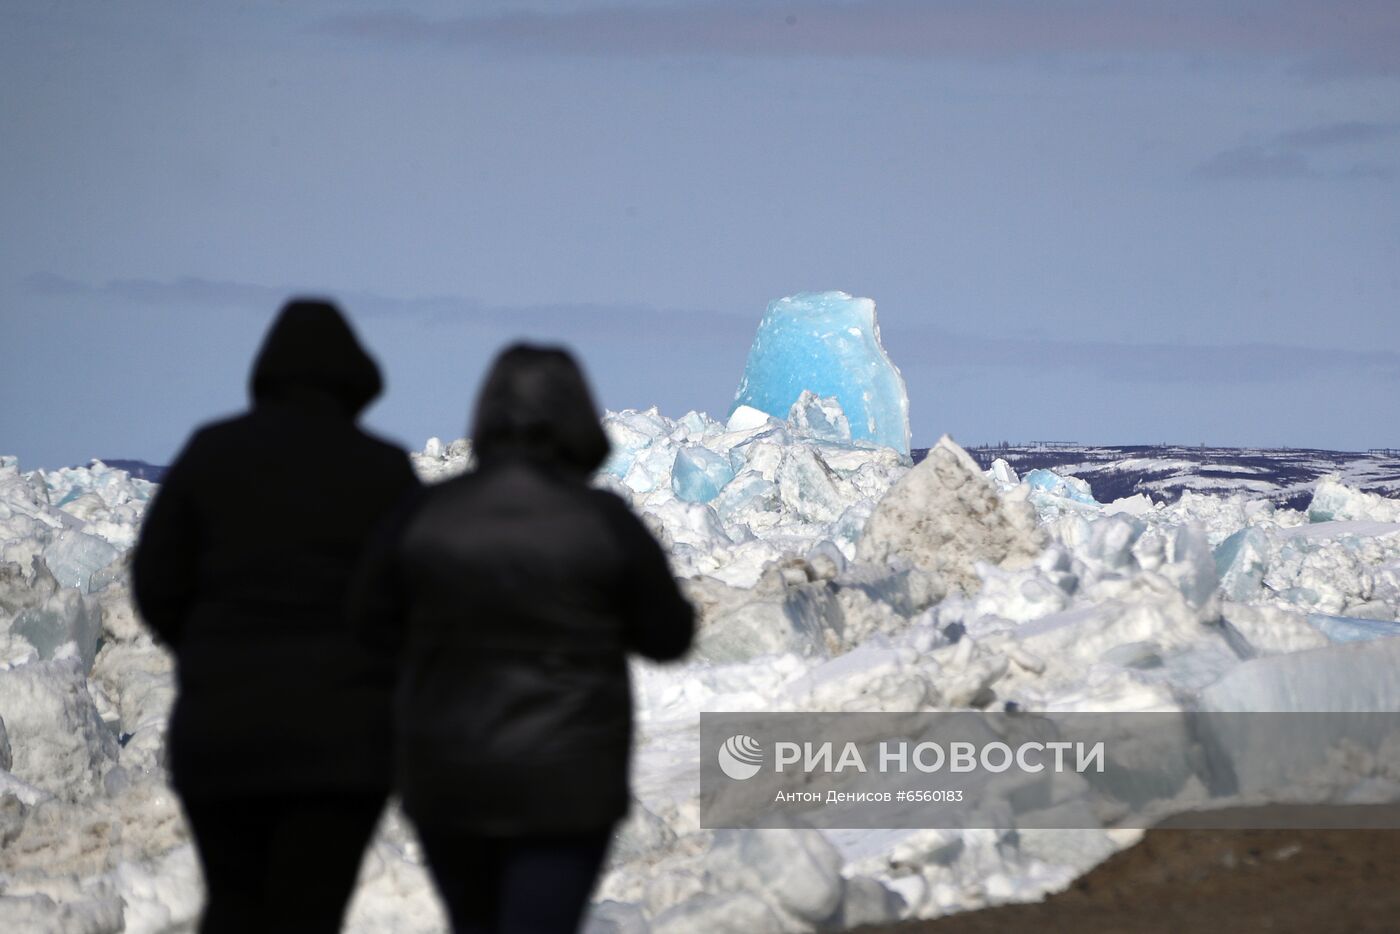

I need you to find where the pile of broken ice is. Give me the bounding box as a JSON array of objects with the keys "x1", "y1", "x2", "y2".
[{"x1": 5, "y1": 291, "x2": 1400, "y2": 932}]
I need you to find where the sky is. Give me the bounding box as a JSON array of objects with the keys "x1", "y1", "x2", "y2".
[{"x1": 2, "y1": 0, "x2": 1398, "y2": 468}]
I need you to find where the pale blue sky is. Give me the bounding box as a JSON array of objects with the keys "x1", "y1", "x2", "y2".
[{"x1": 3, "y1": 1, "x2": 1398, "y2": 467}]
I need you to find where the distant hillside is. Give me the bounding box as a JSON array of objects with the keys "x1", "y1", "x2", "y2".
[
  {"x1": 90, "y1": 460, "x2": 167, "y2": 483},
  {"x1": 944, "y1": 445, "x2": 1400, "y2": 511}
]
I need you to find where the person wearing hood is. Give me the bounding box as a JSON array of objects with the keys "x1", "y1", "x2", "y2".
[
  {"x1": 349, "y1": 344, "x2": 694, "y2": 934},
  {"x1": 132, "y1": 298, "x2": 420, "y2": 933}
]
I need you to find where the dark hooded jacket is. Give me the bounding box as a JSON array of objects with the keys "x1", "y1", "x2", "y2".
[
  {"x1": 132, "y1": 299, "x2": 420, "y2": 799},
  {"x1": 349, "y1": 345, "x2": 694, "y2": 835}
]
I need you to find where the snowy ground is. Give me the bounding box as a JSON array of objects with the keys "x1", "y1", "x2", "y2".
[{"x1": 5, "y1": 404, "x2": 1400, "y2": 932}]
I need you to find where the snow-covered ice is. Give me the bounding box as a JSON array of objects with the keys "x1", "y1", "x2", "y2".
[
  {"x1": 7, "y1": 310, "x2": 1400, "y2": 931},
  {"x1": 9, "y1": 434, "x2": 1400, "y2": 933}
]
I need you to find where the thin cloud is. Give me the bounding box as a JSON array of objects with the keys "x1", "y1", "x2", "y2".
[
  {"x1": 17, "y1": 273, "x2": 753, "y2": 346},
  {"x1": 1193, "y1": 146, "x2": 1318, "y2": 180},
  {"x1": 25, "y1": 274, "x2": 1398, "y2": 386},
  {"x1": 1276, "y1": 120, "x2": 1400, "y2": 149},
  {"x1": 21, "y1": 272, "x2": 90, "y2": 296},
  {"x1": 885, "y1": 325, "x2": 1400, "y2": 384},
  {"x1": 108, "y1": 277, "x2": 284, "y2": 308},
  {"x1": 1195, "y1": 118, "x2": 1399, "y2": 181},
  {"x1": 19, "y1": 273, "x2": 282, "y2": 307},
  {"x1": 312, "y1": 1, "x2": 1400, "y2": 75},
  {"x1": 1339, "y1": 162, "x2": 1396, "y2": 180}
]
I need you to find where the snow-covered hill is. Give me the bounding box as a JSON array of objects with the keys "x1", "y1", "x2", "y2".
[{"x1": 957, "y1": 444, "x2": 1400, "y2": 511}]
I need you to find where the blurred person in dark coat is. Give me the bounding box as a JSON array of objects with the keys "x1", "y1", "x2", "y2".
[
  {"x1": 132, "y1": 298, "x2": 420, "y2": 933},
  {"x1": 350, "y1": 344, "x2": 694, "y2": 934}
]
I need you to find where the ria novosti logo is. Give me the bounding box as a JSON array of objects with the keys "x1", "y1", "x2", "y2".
[
  {"x1": 717, "y1": 734, "x2": 764, "y2": 780},
  {"x1": 714, "y1": 734, "x2": 1107, "y2": 781}
]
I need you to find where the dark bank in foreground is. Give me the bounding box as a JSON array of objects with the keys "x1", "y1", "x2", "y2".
[{"x1": 861, "y1": 805, "x2": 1400, "y2": 934}]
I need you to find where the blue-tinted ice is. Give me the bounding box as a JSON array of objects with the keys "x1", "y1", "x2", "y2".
[
  {"x1": 1024, "y1": 469, "x2": 1098, "y2": 505},
  {"x1": 671, "y1": 446, "x2": 736, "y2": 503},
  {"x1": 730, "y1": 292, "x2": 910, "y2": 455}
]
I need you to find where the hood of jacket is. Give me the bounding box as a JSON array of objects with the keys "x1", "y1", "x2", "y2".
[
  {"x1": 249, "y1": 299, "x2": 383, "y2": 416},
  {"x1": 471, "y1": 343, "x2": 610, "y2": 476}
]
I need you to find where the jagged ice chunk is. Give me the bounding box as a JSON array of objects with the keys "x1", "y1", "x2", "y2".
[
  {"x1": 730, "y1": 292, "x2": 910, "y2": 455},
  {"x1": 671, "y1": 447, "x2": 735, "y2": 504}
]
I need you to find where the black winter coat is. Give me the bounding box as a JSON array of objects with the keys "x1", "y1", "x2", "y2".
[
  {"x1": 350, "y1": 347, "x2": 694, "y2": 836},
  {"x1": 132, "y1": 301, "x2": 420, "y2": 799}
]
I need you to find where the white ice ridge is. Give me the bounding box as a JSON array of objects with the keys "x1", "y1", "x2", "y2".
[{"x1": 8, "y1": 426, "x2": 1400, "y2": 929}]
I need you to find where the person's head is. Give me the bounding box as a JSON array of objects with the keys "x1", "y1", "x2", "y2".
[
  {"x1": 471, "y1": 343, "x2": 610, "y2": 476},
  {"x1": 249, "y1": 298, "x2": 383, "y2": 416}
]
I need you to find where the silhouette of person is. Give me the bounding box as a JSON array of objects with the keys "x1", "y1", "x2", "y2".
[
  {"x1": 349, "y1": 344, "x2": 694, "y2": 934},
  {"x1": 132, "y1": 299, "x2": 421, "y2": 933}
]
